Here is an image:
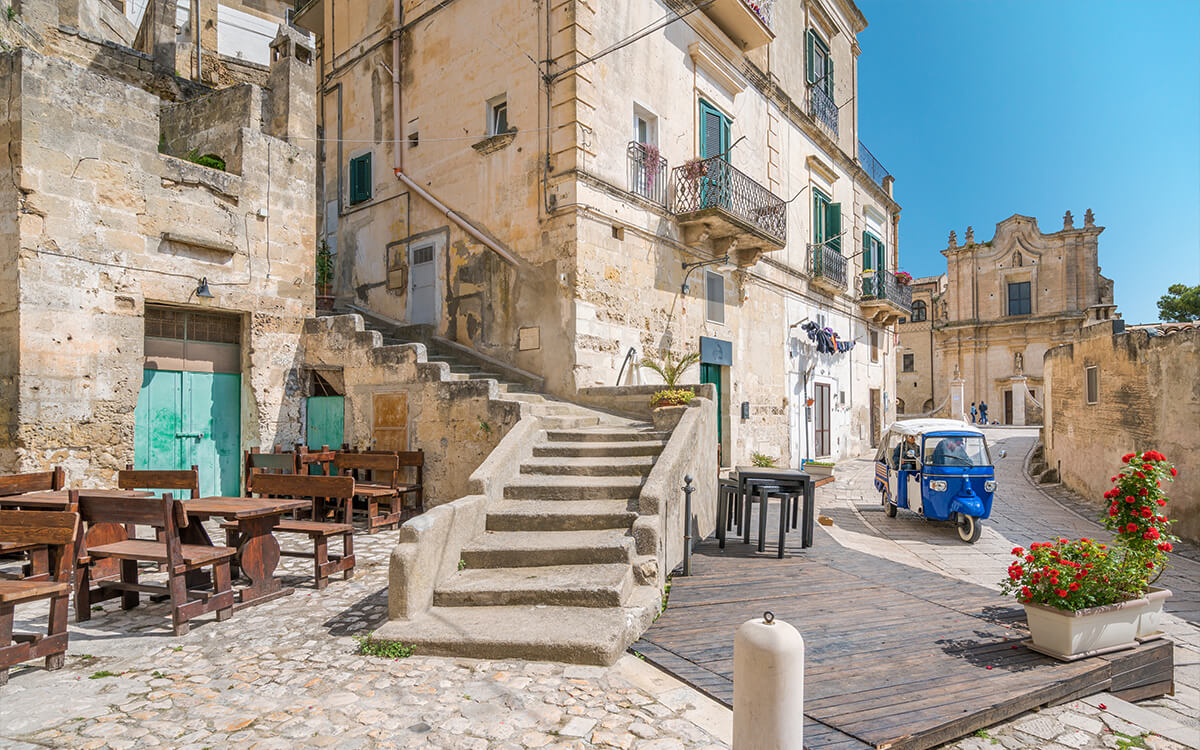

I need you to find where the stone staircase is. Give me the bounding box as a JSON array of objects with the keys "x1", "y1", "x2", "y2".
[{"x1": 352, "y1": 311, "x2": 673, "y2": 664}]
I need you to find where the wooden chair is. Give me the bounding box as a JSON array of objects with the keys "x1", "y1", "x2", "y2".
[
  {"x1": 0, "y1": 468, "x2": 65, "y2": 579},
  {"x1": 73, "y1": 491, "x2": 235, "y2": 635},
  {"x1": 333, "y1": 452, "x2": 405, "y2": 533},
  {"x1": 118, "y1": 465, "x2": 200, "y2": 571},
  {"x1": 0, "y1": 509, "x2": 78, "y2": 685},
  {"x1": 337, "y1": 449, "x2": 425, "y2": 527},
  {"x1": 243, "y1": 448, "x2": 297, "y2": 496},
  {"x1": 297, "y1": 444, "x2": 337, "y2": 477},
  {"x1": 230, "y1": 474, "x2": 355, "y2": 590}
]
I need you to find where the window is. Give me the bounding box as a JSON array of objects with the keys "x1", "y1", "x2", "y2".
[
  {"x1": 902, "y1": 353, "x2": 914, "y2": 372},
  {"x1": 349, "y1": 153, "x2": 372, "y2": 205},
  {"x1": 408, "y1": 132, "x2": 419, "y2": 148},
  {"x1": 633, "y1": 105, "x2": 658, "y2": 146},
  {"x1": 870, "y1": 330, "x2": 879, "y2": 362},
  {"x1": 805, "y1": 30, "x2": 834, "y2": 96},
  {"x1": 911, "y1": 300, "x2": 927, "y2": 322},
  {"x1": 699, "y1": 99, "x2": 731, "y2": 160},
  {"x1": 861, "y1": 231, "x2": 885, "y2": 272},
  {"x1": 1085, "y1": 366, "x2": 1098, "y2": 404},
  {"x1": 706, "y1": 271, "x2": 725, "y2": 324},
  {"x1": 1007, "y1": 281, "x2": 1031, "y2": 316},
  {"x1": 812, "y1": 189, "x2": 841, "y2": 253},
  {"x1": 487, "y1": 95, "x2": 508, "y2": 136}
]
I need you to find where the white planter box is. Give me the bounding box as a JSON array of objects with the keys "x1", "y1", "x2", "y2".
[
  {"x1": 1137, "y1": 587, "x2": 1172, "y2": 641},
  {"x1": 1024, "y1": 597, "x2": 1145, "y2": 661},
  {"x1": 803, "y1": 464, "x2": 834, "y2": 478}
]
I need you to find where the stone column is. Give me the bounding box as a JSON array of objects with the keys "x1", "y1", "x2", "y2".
[
  {"x1": 950, "y1": 377, "x2": 965, "y2": 422},
  {"x1": 1009, "y1": 376, "x2": 1027, "y2": 426},
  {"x1": 266, "y1": 26, "x2": 316, "y2": 145}
]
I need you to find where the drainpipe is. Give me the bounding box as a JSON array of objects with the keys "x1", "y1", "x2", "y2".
[
  {"x1": 393, "y1": 0, "x2": 402, "y2": 173},
  {"x1": 394, "y1": 169, "x2": 519, "y2": 267}
]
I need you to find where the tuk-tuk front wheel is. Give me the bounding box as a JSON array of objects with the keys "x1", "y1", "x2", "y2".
[{"x1": 956, "y1": 513, "x2": 982, "y2": 543}]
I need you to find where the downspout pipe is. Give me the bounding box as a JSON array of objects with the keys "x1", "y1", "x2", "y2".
[{"x1": 394, "y1": 169, "x2": 520, "y2": 267}]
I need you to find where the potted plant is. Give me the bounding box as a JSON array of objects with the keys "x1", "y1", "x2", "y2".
[
  {"x1": 894, "y1": 271, "x2": 912, "y2": 286},
  {"x1": 802, "y1": 459, "x2": 835, "y2": 478},
  {"x1": 641, "y1": 349, "x2": 700, "y2": 429},
  {"x1": 1000, "y1": 450, "x2": 1177, "y2": 660},
  {"x1": 641, "y1": 142, "x2": 661, "y2": 192},
  {"x1": 316, "y1": 240, "x2": 335, "y2": 311}
]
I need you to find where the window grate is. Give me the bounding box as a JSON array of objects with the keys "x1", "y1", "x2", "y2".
[
  {"x1": 413, "y1": 245, "x2": 434, "y2": 265},
  {"x1": 144, "y1": 306, "x2": 240, "y2": 344}
]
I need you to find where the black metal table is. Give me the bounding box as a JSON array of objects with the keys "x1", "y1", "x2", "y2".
[{"x1": 717, "y1": 468, "x2": 815, "y2": 556}]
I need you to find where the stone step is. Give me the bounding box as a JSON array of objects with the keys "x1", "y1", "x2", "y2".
[
  {"x1": 460, "y1": 529, "x2": 634, "y2": 568},
  {"x1": 487, "y1": 499, "x2": 637, "y2": 531},
  {"x1": 536, "y1": 415, "x2": 602, "y2": 430},
  {"x1": 520, "y1": 456, "x2": 656, "y2": 477},
  {"x1": 532, "y1": 440, "x2": 667, "y2": 458},
  {"x1": 371, "y1": 600, "x2": 656, "y2": 665},
  {"x1": 545, "y1": 429, "x2": 671, "y2": 443},
  {"x1": 499, "y1": 392, "x2": 550, "y2": 404},
  {"x1": 434, "y1": 564, "x2": 633, "y2": 608},
  {"x1": 503, "y1": 475, "x2": 645, "y2": 500}
]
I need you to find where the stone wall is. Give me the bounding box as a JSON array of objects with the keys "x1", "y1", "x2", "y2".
[
  {"x1": 0, "y1": 46, "x2": 315, "y2": 485},
  {"x1": 1043, "y1": 320, "x2": 1200, "y2": 542},
  {"x1": 160, "y1": 84, "x2": 263, "y2": 174},
  {"x1": 301, "y1": 315, "x2": 524, "y2": 506}
]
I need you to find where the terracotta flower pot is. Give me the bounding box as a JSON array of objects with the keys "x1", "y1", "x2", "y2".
[{"x1": 1023, "y1": 596, "x2": 1146, "y2": 661}]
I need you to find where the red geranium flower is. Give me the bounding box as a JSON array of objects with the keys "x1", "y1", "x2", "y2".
[
  {"x1": 1069, "y1": 582, "x2": 1080, "y2": 591},
  {"x1": 1170, "y1": 467, "x2": 1178, "y2": 477},
  {"x1": 1125, "y1": 523, "x2": 1138, "y2": 532},
  {"x1": 1056, "y1": 589, "x2": 1069, "y2": 597},
  {"x1": 1011, "y1": 547, "x2": 1024, "y2": 556},
  {"x1": 1122, "y1": 454, "x2": 1134, "y2": 463}
]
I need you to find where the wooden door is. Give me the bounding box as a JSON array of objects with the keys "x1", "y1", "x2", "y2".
[
  {"x1": 307, "y1": 396, "x2": 344, "y2": 451},
  {"x1": 372, "y1": 392, "x2": 408, "y2": 452},
  {"x1": 1004, "y1": 390, "x2": 1013, "y2": 425},
  {"x1": 814, "y1": 383, "x2": 831, "y2": 458}
]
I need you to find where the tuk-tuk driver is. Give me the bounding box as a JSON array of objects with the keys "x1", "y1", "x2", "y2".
[
  {"x1": 893, "y1": 434, "x2": 919, "y2": 471},
  {"x1": 933, "y1": 436, "x2": 971, "y2": 466}
]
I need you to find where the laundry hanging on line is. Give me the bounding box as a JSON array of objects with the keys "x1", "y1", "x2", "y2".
[{"x1": 799, "y1": 321, "x2": 856, "y2": 355}]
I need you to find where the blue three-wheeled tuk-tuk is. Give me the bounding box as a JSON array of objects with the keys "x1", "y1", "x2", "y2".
[{"x1": 873, "y1": 419, "x2": 1005, "y2": 543}]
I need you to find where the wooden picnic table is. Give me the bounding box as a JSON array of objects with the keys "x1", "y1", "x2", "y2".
[
  {"x1": 0, "y1": 489, "x2": 153, "y2": 510},
  {"x1": 182, "y1": 497, "x2": 309, "y2": 608}
]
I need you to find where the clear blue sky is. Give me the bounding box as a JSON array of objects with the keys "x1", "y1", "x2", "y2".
[{"x1": 855, "y1": 0, "x2": 1200, "y2": 324}]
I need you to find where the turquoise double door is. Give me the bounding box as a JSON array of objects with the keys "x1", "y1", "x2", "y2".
[{"x1": 134, "y1": 369, "x2": 241, "y2": 498}]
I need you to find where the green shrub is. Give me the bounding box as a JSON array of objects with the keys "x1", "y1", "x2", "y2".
[
  {"x1": 184, "y1": 149, "x2": 226, "y2": 171},
  {"x1": 354, "y1": 634, "x2": 415, "y2": 659},
  {"x1": 650, "y1": 388, "x2": 694, "y2": 408},
  {"x1": 750, "y1": 452, "x2": 777, "y2": 468}
]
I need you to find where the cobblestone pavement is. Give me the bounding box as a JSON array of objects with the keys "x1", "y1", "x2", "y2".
[
  {"x1": 0, "y1": 526, "x2": 730, "y2": 749},
  {"x1": 820, "y1": 427, "x2": 1200, "y2": 750}
]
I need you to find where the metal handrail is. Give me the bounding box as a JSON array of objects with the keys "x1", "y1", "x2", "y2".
[
  {"x1": 857, "y1": 140, "x2": 890, "y2": 188},
  {"x1": 809, "y1": 85, "x2": 838, "y2": 135},
  {"x1": 810, "y1": 244, "x2": 847, "y2": 289},
  {"x1": 627, "y1": 142, "x2": 668, "y2": 206},
  {"x1": 671, "y1": 155, "x2": 786, "y2": 245}
]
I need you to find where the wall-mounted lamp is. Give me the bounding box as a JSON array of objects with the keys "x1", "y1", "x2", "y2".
[
  {"x1": 195, "y1": 277, "x2": 214, "y2": 298},
  {"x1": 681, "y1": 254, "x2": 735, "y2": 294}
]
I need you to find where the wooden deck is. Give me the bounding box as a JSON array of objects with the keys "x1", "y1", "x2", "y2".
[{"x1": 634, "y1": 512, "x2": 1174, "y2": 750}]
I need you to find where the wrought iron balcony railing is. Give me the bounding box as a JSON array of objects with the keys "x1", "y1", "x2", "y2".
[
  {"x1": 811, "y1": 244, "x2": 847, "y2": 290},
  {"x1": 671, "y1": 155, "x2": 786, "y2": 245},
  {"x1": 627, "y1": 142, "x2": 668, "y2": 206},
  {"x1": 809, "y1": 84, "x2": 838, "y2": 135},
  {"x1": 857, "y1": 140, "x2": 890, "y2": 189},
  {"x1": 860, "y1": 269, "x2": 913, "y2": 311}
]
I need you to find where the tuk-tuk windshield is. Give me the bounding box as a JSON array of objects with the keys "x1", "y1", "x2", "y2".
[{"x1": 923, "y1": 435, "x2": 990, "y2": 467}]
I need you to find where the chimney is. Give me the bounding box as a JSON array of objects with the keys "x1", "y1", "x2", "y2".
[{"x1": 265, "y1": 25, "x2": 316, "y2": 146}]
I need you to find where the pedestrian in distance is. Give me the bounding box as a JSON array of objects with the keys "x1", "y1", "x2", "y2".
[
  {"x1": 979, "y1": 401, "x2": 989, "y2": 425},
  {"x1": 969, "y1": 402, "x2": 977, "y2": 424}
]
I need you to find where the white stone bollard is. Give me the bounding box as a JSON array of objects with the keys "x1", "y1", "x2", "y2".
[{"x1": 733, "y1": 611, "x2": 805, "y2": 749}]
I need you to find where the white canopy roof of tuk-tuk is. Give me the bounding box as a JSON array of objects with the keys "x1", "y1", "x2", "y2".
[{"x1": 886, "y1": 418, "x2": 984, "y2": 437}]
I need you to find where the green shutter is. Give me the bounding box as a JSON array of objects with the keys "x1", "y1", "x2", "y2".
[
  {"x1": 350, "y1": 153, "x2": 372, "y2": 204},
  {"x1": 806, "y1": 30, "x2": 816, "y2": 84},
  {"x1": 877, "y1": 235, "x2": 887, "y2": 272},
  {"x1": 828, "y1": 202, "x2": 841, "y2": 253},
  {"x1": 812, "y1": 191, "x2": 824, "y2": 244},
  {"x1": 825, "y1": 54, "x2": 835, "y2": 96},
  {"x1": 862, "y1": 231, "x2": 873, "y2": 271}
]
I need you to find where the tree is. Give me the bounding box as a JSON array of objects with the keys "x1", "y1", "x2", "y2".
[{"x1": 1156, "y1": 284, "x2": 1200, "y2": 322}]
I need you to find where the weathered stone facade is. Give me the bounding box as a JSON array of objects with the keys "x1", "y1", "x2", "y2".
[
  {"x1": 897, "y1": 213, "x2": 1118, "y2": 425},
  {"x1": 895, "y1": 274, "x2": 945, "y2": 416},
  {"x1": 1043, "y1": 320, "x2": 1200, "y2": 542},
  {"x1": 0, "y1": 25, "x2": 316, "y2": 487},
  {"x1": 295, "y1": 0, "x2": 904, "y2": 465}
]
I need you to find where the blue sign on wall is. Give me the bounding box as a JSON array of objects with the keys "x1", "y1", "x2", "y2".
[{"x1": 700, "y1": 336, "x2": 733, "y2": 366}]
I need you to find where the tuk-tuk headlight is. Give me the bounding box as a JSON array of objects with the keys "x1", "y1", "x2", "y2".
[
  {"x1": 929, "y1": 480, "x2": 947, "y2": 492},
  {"x1": 985, "y1": 480, "x2": 997, "y2": 492}
]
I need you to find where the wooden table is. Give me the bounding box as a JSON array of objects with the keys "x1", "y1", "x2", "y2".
[
  {"x1": 184, "y1": 497, "x2": 309, "y2": 608},
  {"x1": 0, "y1": 489, "x2": 153, "y2": 509}
]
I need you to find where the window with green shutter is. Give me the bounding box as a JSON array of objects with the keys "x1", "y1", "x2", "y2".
[
  {"x1": 862, "y1": 231, "x2": 885, "y2": 271},
  {"x1": 813, "y1": 189, "x2": 841, "y2": 254},
  {"x1": 806, "y1": 29, "x2": 833, "y2": 95},
  {"x1": 349, "y1": 153, "x2": 372, "y2": 205}
]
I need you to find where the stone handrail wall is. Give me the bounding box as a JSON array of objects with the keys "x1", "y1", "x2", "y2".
[
  {"x1": 574, "y1": 383, "x2": 718, "y2": 422},
  {"x1": 632, "y1": 396, "x2": 718, "y2": 588}
]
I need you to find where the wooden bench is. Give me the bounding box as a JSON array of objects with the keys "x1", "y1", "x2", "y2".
[
  {"x1": 337, "y1": 449, "x2": 425, "y2": 530},
  {"x1": 333, "y1": 452, "x2": 404, "y2": 533},
  {"x1": 243, "y1": 449, "x2": 298, "y2": 496},
  {"x1": 73, "y1": 491, "x2": 236, "y2": 636},
  {"x1": 118, "y1": 466, "x2": 201, "y2": 571},
  {"x1": 0, "y1": 509, "x2": 78, "y2": 685},
  {"x1": 0, "y1": 468, "x2": 65, "y2": 579},
  {"x1": 232, "y1": 474, "x2": 355, "y2": 590},
  {"x1": 297, "y1": 444, "x2": 337, "y2": 477}
]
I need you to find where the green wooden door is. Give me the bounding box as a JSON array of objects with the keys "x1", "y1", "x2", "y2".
[
  {"x1": 701, "y1": 363, "x2": 723, "y2": 449},
  {"x1": 307, "y1": 396, "x2": 344, "y2": 451},
  {"x1": 135, "y1": 370, "x2": 241, "y2": 497}
]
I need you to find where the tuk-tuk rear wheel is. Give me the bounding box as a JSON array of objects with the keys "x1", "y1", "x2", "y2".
[
  {"x1": 885, "y1": 497, "x2": 897, "y2": 517},
  {"x1": 956, "y1": 513, "x2": 982, "y2": 543}
]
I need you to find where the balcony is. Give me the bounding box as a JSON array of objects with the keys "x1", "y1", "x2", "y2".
[
  {"x1": 810, "y1": 244, "x2": 847, "y2": 296},
  {"x1": 809, "y1": 85, "x2": 838, "y2": 136},
  {"x1": 696, "y1": 0, "x2": 775, "y2": 51},
  {"x1": 628, "y1": 142, "x2": 668, "y2": 206},
  {"x1": 671, "y1": 155, "x2": 786, "y2": 266},
  {"x1": 859, "y1": 269, "x2": 912, "y2": 325},
  {"x1": 857, "y1": 141, "x2": 891, "y2": 191}
]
